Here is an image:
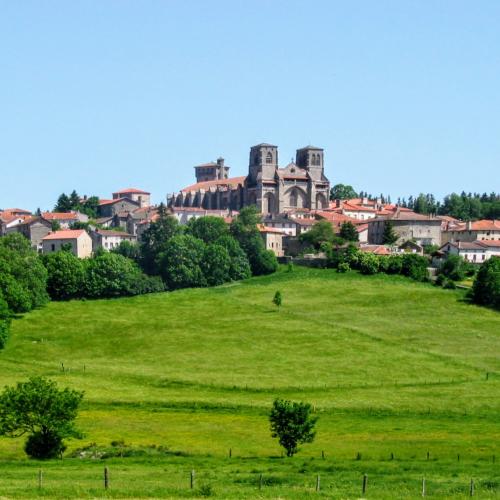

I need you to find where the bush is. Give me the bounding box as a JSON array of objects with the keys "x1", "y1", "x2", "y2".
[
  {"x1": 358, "y1": 253, "x2": 380, "y2": 275},
  {"x1": 386, "y1": 255, "x2": 403, "y2": 274},
  {"x1": 337, "y1": 262, "x2": 350, "y2": 273},
  {"x1": 471, "y1": 257, "x2": 500, "y2": 309},
  {"x1": 401, "y1": 253, "x2": 429, "y2": 282},
  {"x1": 24, "y1": 430, "x2": 66, "y2": 459},
  {"x1": 439, "y1": 254, "x2": 467, "y2": 281}
]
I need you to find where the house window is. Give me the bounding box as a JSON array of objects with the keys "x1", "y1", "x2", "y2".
[{"x1": 51, "y1": 244, "x2": 55, "y2": 251}]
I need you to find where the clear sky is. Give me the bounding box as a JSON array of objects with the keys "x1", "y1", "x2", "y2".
[{"x1": 1, "y1": 0, "x2": 499, "y2": 210}]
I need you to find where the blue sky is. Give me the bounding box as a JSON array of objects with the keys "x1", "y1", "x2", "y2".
[{"x1": 1, "y1": 0, "x2": 499, "y2": 210}]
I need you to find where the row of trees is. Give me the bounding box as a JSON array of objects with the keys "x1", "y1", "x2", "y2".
[
  {"x1": 326, "y1": 244, "x2": 430, "y2": 282},
  {"x1": 115, "y1": 205, "x2": 277, "y2": 290}
]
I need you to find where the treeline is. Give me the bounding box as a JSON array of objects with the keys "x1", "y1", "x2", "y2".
[
  {"x1": 0, "y1": 206, "x2": 278, "y2": 349},
  {"x1": 329, "y1": 183, "x2": 500, "y2": 221},
  {"x1": 397, "y1": 192, "x2": 500, "y2": 220}
]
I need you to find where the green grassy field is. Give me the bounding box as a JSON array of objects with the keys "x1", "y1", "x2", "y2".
[{"x1": 0, "y1": 267, "x2": 499, "y2": 498}]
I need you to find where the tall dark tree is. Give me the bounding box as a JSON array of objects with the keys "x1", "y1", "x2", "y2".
[
  {"x1": 382, "y1": 220, "x2": 398, "y2": 245},
  {"x1": 54, "y1": 193, "x2": 72, "y2": 213},
  {"x1": 339, "y1": 221, "x2": 359, "y2": 242}
]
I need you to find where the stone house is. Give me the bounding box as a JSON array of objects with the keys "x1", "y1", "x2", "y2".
[
  {"x1": 112, "y1": 188, "x2": 151, "y2": 208},
  {"x1": 42, "y1": 230, "x2": 93, "y2": 258},
  {"x1": 368, "y1": 210, "x2": 442, "y2": 246},
  {"x1": 97, "y1": 198, "x2": 140, "y2": 218},
  {"x1": 439, "y1": 240, "x2": 500, "y2": 264},
  {"x1": 10, "y1": 216, "x2": 52, "y2": 251},
  {"x1": 91, "y1": 229, "x2": 137, "y2": 251},
  {"x1": 259, "y1": 226, "x2": 285, "y2": 257}
]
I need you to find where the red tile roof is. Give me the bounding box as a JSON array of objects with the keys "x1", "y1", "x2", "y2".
[
  {"x1": 42, "y1": 230, "x2": 87, "y2": 240},
  {"x1": 113, "y1": 188, "x2": 150, "y2": 195},
  {"x1": 42, "y1": 212, "x2": 78, "y2": 220},
  {"x1": 181, "y1": 176, "x2": 246, "y2": 193},
  {"x1": 360, "y1": 244, "x2": 391, "y2": 255}
]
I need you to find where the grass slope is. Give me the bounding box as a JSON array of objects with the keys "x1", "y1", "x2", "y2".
[{"x1": 0, "y1": 267, "x2": 499, "y2": 498}]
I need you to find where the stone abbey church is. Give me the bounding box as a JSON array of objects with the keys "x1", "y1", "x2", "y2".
[{"x1": 168, "y1": 143, "x2": 330, "y2": 214}]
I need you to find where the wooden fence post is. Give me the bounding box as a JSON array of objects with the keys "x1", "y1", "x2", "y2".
[
  {"x1": 469, "y1": 479, "x2": 474, "y2": 496},
  {"x1": 321, "y1": 450, "x2": 325, "y2": 459},
  {"x1": 259, "y1": 473, "x2": 263, "y2": 490},
  {"x1": 38, "y1": 469, "x2": 43, "y2": 489},
  {"x1": 362, "y1": 474, "x2": 368, "y2": 495},
  {"x1": 316, "y1": 475, "x2": 320, "y2": 492},
  {"x1": 422, "y1": 477, "x2": 426, "y2": 497},
  {"x1": 229, "y1": 448, "x2": 232, "y2": 458},
  {"x1": 426, "y1": 451, "x2": 430, "y2": 460},
  {"x1": 190, "y1": 470, "x2": 195, "y2": 489},
  {"x1": 104, "y1": 467, "x2": 109, "y2": 489}
]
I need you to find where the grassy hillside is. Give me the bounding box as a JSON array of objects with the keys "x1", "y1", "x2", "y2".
[{"x1": 0, "y1": 267, "x2": 499, "y2": 498}]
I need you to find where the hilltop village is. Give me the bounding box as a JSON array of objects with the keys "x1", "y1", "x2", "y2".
[{"x1": 1, "y1": 143, "x2": 500, "y2": 263}]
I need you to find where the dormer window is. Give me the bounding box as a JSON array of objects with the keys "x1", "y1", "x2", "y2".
[{"x1": 290, "y1": 167, "x2": 295, "y2": 173}]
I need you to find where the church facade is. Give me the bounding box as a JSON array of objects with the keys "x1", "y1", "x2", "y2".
[{"x1": 167, "y1": 143, "x2": 330, "y2": 214}]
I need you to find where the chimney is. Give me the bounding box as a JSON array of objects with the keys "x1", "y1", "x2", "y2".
[{"x1": 466, "y1": 220, "x2": 472, "y2": 230}]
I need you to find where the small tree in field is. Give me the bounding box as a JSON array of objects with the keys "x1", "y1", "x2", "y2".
[
  {"x1": 273, "y1": 290, "x2": 282, "y2": 308},
  {"x1": 0, "y1": 377, "x2": 84, "y2": 459},
  {"x1": 269, "y1": 399, "x2": 318, "y2": 457}
]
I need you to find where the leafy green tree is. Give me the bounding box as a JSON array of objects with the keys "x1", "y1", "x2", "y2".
[
  {"x1": 329, "y1": 184, "x2": 357, "y2": 200},
  {"x1": 230, "y1": 207, "x2": 278, "y2": 276},
  {"x1": 0, "y1": 291, "x2": 11, "y2": 349},
  {"x1": 382, "y1": 220, "x2": 398, "y2": 245},
  {"x1": 186, "y1": 216, "x2": 229, "y2": 244},
  {"x1": 471, "y1": 257, "x2": 500, "y2": 310},
  {"x1": 339, "y1": 221, "x2": 359, "y2": 242},
  {"x1": 215, "y1": 235, "x2": 251, "y2": 281},
  {"x1": 0, "y1": 377, "x2": 83, "y2": 459},
  {"x1": 300, "y1": 220, "x2": 335, "y2": 249},
  {"x1": 80, "y1": 196, "x2": 100, "y2": 218},
  {"x1": 0, "y1": 234, "x2": 48, "y2": 312},
  {"x1": 269, "y1": 399, "x2": 318, "y2": 457},
  {"x1": 201, "y1": 244, "x2": 231, "y2": 286},
  {"x1": 50, "y1": 220, "x2": 61, "y2": 232},
  {"x1": 273, "y1": 290, "x2": 282, "y2": 308},
  {"x1": 158, "y1": 234, "x2": 206, "y2": 290},
  {"x1": 140, "y1": 204, "x2": 180, "y2": 275},
  {"x1": 83, "y1": 252, "x2": 143, "y2": 298},
  {"x1": 42, "y1": 251, "x2": 85, "y2": 300}
]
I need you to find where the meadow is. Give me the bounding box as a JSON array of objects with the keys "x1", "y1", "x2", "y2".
[{"x1": 0, "y1": 267, "x2": 499, "y2": 498}]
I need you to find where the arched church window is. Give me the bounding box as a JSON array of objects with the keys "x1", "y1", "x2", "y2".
[
  {"x1": 290, "y1": 190, "x2": 298, "y2": 207},
  {"x1": 266, "y1": 151, "x2": 273, "y2": 164}
]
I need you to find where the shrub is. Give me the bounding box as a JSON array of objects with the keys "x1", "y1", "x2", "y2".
[
  {"x1": 439, "y1": 254, "x2": 467, "y2": 281},
  {"x1": 401, "y1": 253, "x2": 429, "y2": 282},
  {"x1": 471, "y1": 257, "x2": 500, "y2": 309},
  {"x1": 337, "y1": 262, "x2": 350, "y2": 273},
  {"x1": 24, "y1": 430, "x2": 66, "y2": 459},
  {"x1": 202, "y1": 244, "x2": 231, "y2": 286},
  {"x1": 386, "y1": 255, "x2": 403, "y2": 274},
  {"x1": 358, "y1": 253, "x2": 380, "y2": 275}
]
